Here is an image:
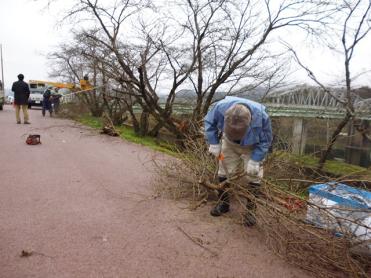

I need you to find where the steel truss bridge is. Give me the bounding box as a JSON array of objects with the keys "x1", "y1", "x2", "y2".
[
  {"x1": 263, "y1": 86, "x2": 371, "y2": 120},
  {"x1": 132, "y1": 85, "x2": 370, "y2": 120}
]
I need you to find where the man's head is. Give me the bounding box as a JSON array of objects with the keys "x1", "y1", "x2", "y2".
[
  {"x1": 17, "y1": 74, "x2": 24, "y2": 81},
  {"x1": 224, "y1": 104, "x2": 251, "y2": 141}
]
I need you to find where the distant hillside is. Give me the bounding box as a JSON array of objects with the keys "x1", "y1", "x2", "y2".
[
  {"x1": 265, "y1": 85, "x2": 371, "y2": 100},
  {"x1": 356, "y1": 86, "x2": 371, "y2": 99},
  {"x1": 160, "y1": 85, "x2": 371, "y2": 107},
  {"x1": 167, "y1": 87, "x2": 267, "y2": 104}
]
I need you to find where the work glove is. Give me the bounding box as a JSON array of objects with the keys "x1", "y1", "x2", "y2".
[
  {"x1": 208, "y1": 144, "x2": 221, "y2": 157},
  {"x1": 246, "y1": 159, "x2": 260, "y2": 176}
]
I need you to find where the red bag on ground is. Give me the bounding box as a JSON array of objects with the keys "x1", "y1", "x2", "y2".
[{"x1": 26, "y1": 135, "x2": 41, "y2": 145}]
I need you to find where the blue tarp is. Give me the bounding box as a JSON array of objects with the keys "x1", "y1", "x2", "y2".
[{"x1": 309, "y1": 183, "x2": 371, "y2": 209}]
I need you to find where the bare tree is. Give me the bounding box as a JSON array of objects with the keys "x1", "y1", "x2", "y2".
[
  {"x1": 45, "y1": 0, "x2": 340, "y2": 138},
  {"x1": 48, "y1": 43, "x2": 84, "y2": 84},
  {"x1": 49, "y1": 30, "x2": 129, "y2": 119},
  {"x1": 289, "y1": 0, "x2": 371, "y2": 169},
  {"x1": 141, "y1": 0, "x2": 340, "y2": 129}
]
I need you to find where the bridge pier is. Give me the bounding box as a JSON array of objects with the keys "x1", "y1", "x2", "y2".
[
  {"x1": 345, "y1": 120, "x2": 371, "y2": 167},
  {"x1": 292, "y1": 118, "x2": 307, "y2": 155}
]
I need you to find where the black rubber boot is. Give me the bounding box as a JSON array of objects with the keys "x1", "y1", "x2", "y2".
[
  {"x1": 210, "y1": 190, "x2": 230, "y2": 216},
  {"x1": 210, "y1": 177, "x2": 230, "y2": 217},
  {"x1": 243, "y1": 182, "x2": 260, "y2": 227},
  {"x1": 243, "y1": 201, "x2": 257, "y2": 227}
]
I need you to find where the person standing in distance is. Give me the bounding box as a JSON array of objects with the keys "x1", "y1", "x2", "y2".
[
  {"x1": 42, "y1": 86, "x2": 53, "y2": 117},
  {"x1": 11, "y1": 74, "x2": 30, "y2": 124},
  {"x1": 204, "y1": 96, "x2": 273, "y2": 226},
  {"x1": 51, "y1": 87, "x2": 62, "y2": 114}
]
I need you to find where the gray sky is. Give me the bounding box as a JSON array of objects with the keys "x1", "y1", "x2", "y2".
[
  {"x1": 0, "y1": 0, "x2": 65, "y2": 89},
  {"x1": 1, "y1": 0, "x2": 371, "y2": 90}
]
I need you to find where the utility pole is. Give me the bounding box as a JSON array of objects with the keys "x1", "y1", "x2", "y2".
[{"x1": 0, "y1": 44, "x2": 4, "y2": 89}]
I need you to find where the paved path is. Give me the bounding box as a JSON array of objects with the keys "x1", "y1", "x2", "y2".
[{"x1": 0, "y1": 105, "x2": 311, "y2": 278}]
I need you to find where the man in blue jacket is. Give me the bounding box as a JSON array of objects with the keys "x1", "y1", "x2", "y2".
[{"x1": 204, "y1": 96, "x2": 273, "y2": 226}]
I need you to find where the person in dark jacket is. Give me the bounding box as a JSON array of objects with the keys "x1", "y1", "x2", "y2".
[
  {"x1": 42, "y1": 86, "x2": 53, "y2": 117},
  {"x1": 51, "y1": 88, "x2": 62, "y2": 114},
  {"x1": 11, "y1": 74, "x2": 30, "y2": 124}
]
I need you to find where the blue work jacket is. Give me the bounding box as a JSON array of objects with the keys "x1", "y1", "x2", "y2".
[{"x1": 204, "y1": 96, "x2": 273, "y2": 162}]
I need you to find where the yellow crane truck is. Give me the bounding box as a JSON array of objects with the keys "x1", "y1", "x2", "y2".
[{"x1": 28, "y1": 78, "x2": 92, "y2": 108}]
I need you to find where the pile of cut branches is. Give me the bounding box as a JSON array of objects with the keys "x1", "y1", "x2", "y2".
[
  {"x1": 56, "y1": 101, "x2": 90, "y2": 119},
  {"x1": 153, "y1": 137, "x2": 371, "y2": 277},
  {"x1": 101, "y1": 112, "x2": 119, "y2": 136}
]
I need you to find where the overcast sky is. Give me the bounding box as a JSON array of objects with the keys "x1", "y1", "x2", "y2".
[
  {"x1": 1, "y1": 0, "x2": 371, "y2": 90},
  {"x1": 0, "y1": 0, "x2": 66, "y2": 89}
]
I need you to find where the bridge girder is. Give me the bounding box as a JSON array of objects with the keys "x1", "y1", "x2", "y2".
[{"x1": 264, "y1": 85, "x2": 370, "y2": 111}]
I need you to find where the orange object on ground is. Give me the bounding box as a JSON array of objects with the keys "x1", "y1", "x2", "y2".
[
  {"x1": 283, "y1": 196, "x2": 305, "y2": 211},
  {"x1": 218, "y1": 153, "x2": 225, "y2": 161}
]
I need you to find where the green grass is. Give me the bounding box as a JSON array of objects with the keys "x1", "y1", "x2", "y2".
[
  {"x1": 78, "y1": 115, "x2": 102, "y2": 129},
  {"x1": 277, "y1": 151, "x2": 369, "y2": 176},
  {"x1": 116, "y1": 125, "x2": 176, "y2": 155},
  {"x1": 78, "y1": 114, "x2": 370, "y2": 177},
  {"x1": 77, "y1": 115, "x2": 177, "y2": 156}
]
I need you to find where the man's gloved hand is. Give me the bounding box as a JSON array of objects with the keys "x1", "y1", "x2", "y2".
[
  {"x1": 208, "y1": 144, "x2": 221, "y2": 157},
  {"x1": 246, "y1": 159, "x2": 260, "y2": 176}
]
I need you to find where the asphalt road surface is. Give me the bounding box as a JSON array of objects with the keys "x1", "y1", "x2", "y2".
[{"x1": 0, "y1": 105, "x2": 311, "y2": 278}]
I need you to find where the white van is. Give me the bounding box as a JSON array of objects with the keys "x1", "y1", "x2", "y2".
[{"x1": 28, "y1": 81, "x2": 46, "y2": 108}]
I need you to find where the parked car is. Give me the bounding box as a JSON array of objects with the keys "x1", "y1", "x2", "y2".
[
  {"x1": 0, "y1": 89, "x2": 4, "y2": 110},
  {"x1": 6, "y1": 95, "x2": 14, "y2": 104},
  {"x1": 0, "y1": 80, "x2": 3, "y2": 110}
]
